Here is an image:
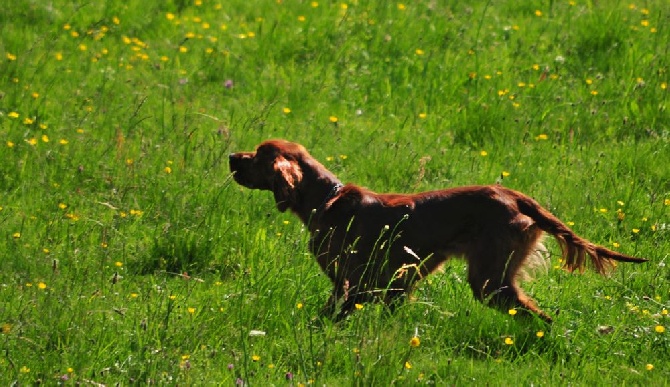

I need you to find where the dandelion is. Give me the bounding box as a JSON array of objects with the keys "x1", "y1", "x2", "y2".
[
  {"x1": 415, "y1": 49, "x2": 425, "y2": 55},
  {"x1": 179, "y1": 46, "x2": 188, "y2": 53},
  {"x1": 536, "y1": 331, "x2": 545, "y2": 338},
  {"x1": 38, "y1": 282, "x2": 47, "y2": 290},
  {"x1": 632, "y1": 228, "x2": 640, "y2": 234},
  {"x1": 115, "y1": 261, "x2": 123, "y2": 267},
  {"x1": 612, "y1": 242, "x2": 620, "y2": 248},
  {"x1": 646, "y1": 364, "x2": 654, "y2": 371},
  {"x1": 504, "y1": 337, "x2": 514, "y2": 345},
  {"x1": 252, "y1": 355, "x2": 261, "y2": 362},
  {"x1": 296, "y1": 303, "x2": 303, "y2": 309},
  {"x1": 20, "y1": 366, "x2": 30, "y2": 373},
  {"x1": 298, "y1": 15, "x2": 306, "y2": 22},
  {"x1": 329, "y1": 116, "x2": 338, "y2": 123},
  {"x1": 409, "y1": 336, "x2": 420, "y2": 347},
  {"x1": 187, "y1": 307, "x2": 196, "y2": 314},
  {"x1": 12, "y1": 232, "x2": 21, "y2": 239},
  {"x1": 418, "y1": 112, "x2": 427, "y2": 119},
  {"x1": 535, "y1": 10, "x2": 543, "y2": 17},
  {"x1": 24, "y1": 117, "x2": 34, "y2": 125},
  {"x1": 2, "y1": 323, "x2": 11, "y2": 334},
  {"x1": 502, "y1": 171, "x2": 511, "y2": 177},
  {"x1": 655, "y1": 325, "x2": 665, "y2": 333},
  {"x1": 283, "y1": 107, "x2": 291, "y2": 114},
  {"x1": 59, "y1": 139, "x2": 69, "y2": 145},
  {"x1": 508, "y1": 309, "x2": 517, "y2": 316},
  {"x1": 7, "y1": 141, "x2": 15, "y2": 148},
  {"x1": 590, "y1": 90, "x2": 599, "y2": 96},
  {"x1": 311, "y1": 1, "x2": 319, "y2": 7},
  {"x1": 535, "y1": 134, "x2": 549, "y2": 140},
  {"x1": 480, "y1": 150, "x2": 488, "y2": 157},
  {"x1": 404, "y1": 361, "x2": 412, "y2": 369},
  {"x1": 355, "y1": 303, "x2": 364, "y2": 310},
  {"x1": 164, "y1": 166, "x2": 172, "y2": 174},
  {"x1": 41, "y1": 135, "x2": 49, "y2": 143}
]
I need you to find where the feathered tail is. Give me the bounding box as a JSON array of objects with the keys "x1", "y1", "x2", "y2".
[{"x1": 516, "y1": 195, "x2": 647, "y2": 274}]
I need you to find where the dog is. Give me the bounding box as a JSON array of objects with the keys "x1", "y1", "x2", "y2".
[{"x1": 229, "y1": 139, "x2": 647, "y2": 323}]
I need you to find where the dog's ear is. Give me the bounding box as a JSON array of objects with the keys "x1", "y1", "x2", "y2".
[{"x1": 272, "y1": 155, "x2": 302, "y2": 212}]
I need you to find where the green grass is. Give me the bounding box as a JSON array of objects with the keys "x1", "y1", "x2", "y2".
[{"x1": 1, "y1": 0, "x2": 669, "y2": 384}]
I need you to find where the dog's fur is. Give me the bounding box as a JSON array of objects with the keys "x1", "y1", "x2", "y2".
[{"x1": 229, "y1": 139, "x2": 647, "y2": 323}]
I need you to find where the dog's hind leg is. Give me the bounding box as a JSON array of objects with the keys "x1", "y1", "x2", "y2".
[{"x1": 465, "y1": 225, "x2": 553, "y2": 323}]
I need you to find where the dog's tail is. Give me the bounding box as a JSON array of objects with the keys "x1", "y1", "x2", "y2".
[{"x1": 515, "y1": 194, "x2": 648, "y2": 274}]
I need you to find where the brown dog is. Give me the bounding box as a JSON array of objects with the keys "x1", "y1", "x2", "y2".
[{"x1": 229, "y1": 139, "x2": 647, "y2": 323}]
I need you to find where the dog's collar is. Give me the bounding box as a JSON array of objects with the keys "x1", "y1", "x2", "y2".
[{"x1": 316, "y1": 183, "x2": 343, "y2": 215}]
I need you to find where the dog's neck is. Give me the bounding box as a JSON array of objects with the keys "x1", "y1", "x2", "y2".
[{"x1": 294, "y1": 178, "x2": 343, "y2": 228}]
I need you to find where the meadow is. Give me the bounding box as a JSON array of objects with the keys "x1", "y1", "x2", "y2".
[{"x1": 1, "y1": 0, "x2": 669, "y2": 384}]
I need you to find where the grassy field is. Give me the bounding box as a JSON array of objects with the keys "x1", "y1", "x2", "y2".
[{"x1": 1, "y1": 0, "x2": 669, "y2": 384}]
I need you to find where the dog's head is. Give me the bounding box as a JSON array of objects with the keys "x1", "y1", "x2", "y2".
[{"x1": 229, "y1": 140, "x2": 305, "y2": 212}]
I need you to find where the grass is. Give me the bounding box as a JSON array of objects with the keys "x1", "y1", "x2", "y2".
[{"x1": 1, "y1": 0, "x2": 668, "y2": 384}]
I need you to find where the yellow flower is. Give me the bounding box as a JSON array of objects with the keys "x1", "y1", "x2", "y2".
[
  {"x1": 7, "y1": 52, "x2": 17, "y2": 61},
  {"x1": 12, "y1": 232, "x2": 21, "y2": 239},
  {"x1": 502, "y1": 171, "x2": 511, "y2": 177},
  {"x1": 8, "y1": 111, "x2": 19, "y2": 118},
  {"x1": 252, "y1": 355, "x2": 261, "y2": 362},
  {"x1": 296, "y1": 303, "x2": 303, "y2": 309},
  {"x1": 166, "y1": 12, "x2": 175, "y2": 20},
  {"x1": 187, "y1": 307, "x2": 196, "y2": 314},
  {"x1": 298, "y1": 15, "x2": 306, "y2": 22},
  {"x1": 115, "y1": 261, "x2": 123, "y2": 267},
  {"x1": 536, "y1": 134, "x2": 549, "y2": 140},
  {"x1": 38, "y1": 282, "x2": 47, "y2": 289},
  {"x1": 480, "y1": 150, "x2": 488, "y2": 157},
  {"x1": 354, "y1": 303, "x2": 364, "y2": 310},
  {"x1": 535, "y1": 10, "x2": 542, "y2": 17},
  {"x1": 409, "y1": 336, "x2": 420, "y2": 347},
  {"x1": 329, "y1": 116, "x2": 338, "y2": 123},
  {"x1": 508, "y1": 309, "x2": 517, "y2": 316},
  {"x1": 283, "y1": 107, "x2": 291, "y2": 114},
  {"x1": 536, "y1": 331, "x2": 545, "y2": 338},
  {"x1": 418, "y1": 112, "x2": 427, "y2": 119},
  {"x1": 415, "y1": 48, "x2": 425, "y2": 56},
  {"x1": 7, "y1": 141, "x2": 15, "y2": 148},
  {"x1": 398, "y1": 3, "x2": 406, "y2": 10},
  {"x1": 164, "y1": 166, "x2": 172, "y2": 174},
  {"x1": 23, "y1": 117, "x2": 34, "y2": 125},
  {"x1": 59, "y1": 139, "x2": 69, "y2": 145},
  {"x1": 504, "y1": 337, "x2": 514, "y2": 345},
  {"x1": 404, "y1": 361, "x2": 412, "y2": 369},
  {"x1": 41, "y1": 135, "x2": 49, "y2": 143},
  {"x1": 646, "y1": 364, "x2": 654, "y2": 371},
  {"x1": 655, "y1": 325, "x2": 665, "y2": 333},
  {"x1": 20, "y1": 366, "x2": 30, "y2": 373}
]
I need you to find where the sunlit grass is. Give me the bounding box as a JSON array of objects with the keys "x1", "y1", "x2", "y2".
[{"x1": 1, "y1": 0, "x2": 668, "y2": 384}]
